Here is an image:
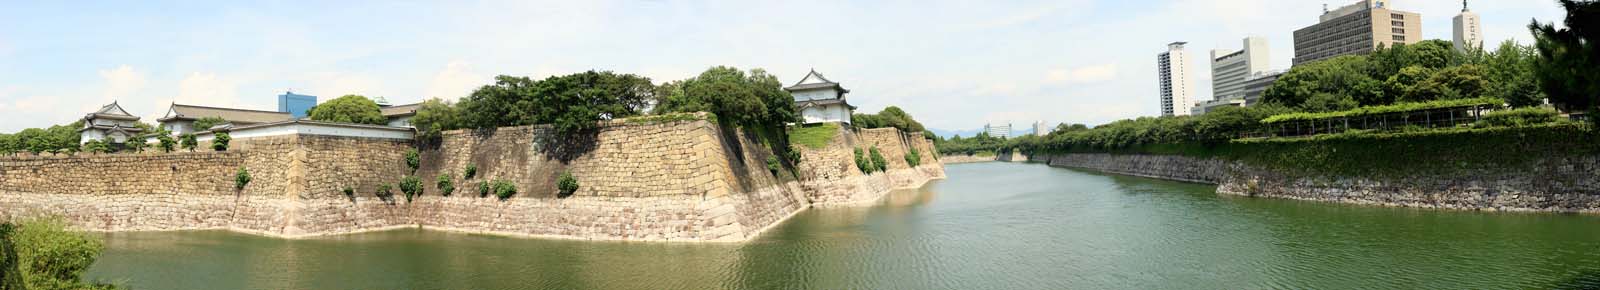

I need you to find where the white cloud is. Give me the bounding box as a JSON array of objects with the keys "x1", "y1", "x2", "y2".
[
  {"x1": 307, "y1": 72, "x2": 383, "y2": 100},
  {"x1": 98, "y1": 65, "x2": 146, "y2": 99},
  {"x1": 423, "y1": 61, "x2": 484, "y2": 100},
  {"x1": 175, "y1": 72, "x2": 241, "y2": 106},
  {"x1": 1046, "y1": 64, "x2": 1118, "y2": 84}
]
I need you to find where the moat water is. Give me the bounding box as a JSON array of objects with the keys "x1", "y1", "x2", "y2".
[{"x1": 85, "y1": 162, "x2": 1600, "y2": 289}]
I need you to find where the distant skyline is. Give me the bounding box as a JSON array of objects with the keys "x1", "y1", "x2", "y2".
[{"x1": 0, "y1": 0, "x2": 1566, "y2": 134}]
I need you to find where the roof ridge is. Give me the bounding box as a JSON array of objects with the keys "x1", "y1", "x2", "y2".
[{"x1": 172, "y1": 103, "x2": 292, "y2": 114}]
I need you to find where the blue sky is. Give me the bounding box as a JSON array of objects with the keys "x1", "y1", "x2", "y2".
[{"x1": 0, "y1": 0, "x2": 1566, "y2": 135}]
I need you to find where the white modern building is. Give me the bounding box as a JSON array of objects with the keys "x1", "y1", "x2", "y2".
[
  {"x1": 1210, "y1": 37, "x2": 1271, "y2": 101},
  {"x1": 1033, "y1": 121, "x2": 1050, "y2": 137},
  {"x1": 1157, "y1": 42, "x2": 1195, "y2": 117},
  {"x1": 785, "y1": 70, "x2": 856, "y2": 124},
  {"x1": 78, "y1": 102, "x2": 145, "y2": 144},
  {"x1": 983, "y1": 122, "x2": 1012, "y2": 139},
  {"x1": 1453, "y1": 0, "x2": 1482, "y2": 54}
]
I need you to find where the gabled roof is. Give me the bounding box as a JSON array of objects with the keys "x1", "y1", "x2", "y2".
[
  {"x1": 157, "y1": 103, "x2": 292, "y2": 124},
  {"x1": 83, "y1": 101, "x2": 140, "y2": 121},
  {"x1": 381, "y1": 103, "x2": 421, "y2": 117},
  {"x1": 784, "y1": 69, "x2": 850, "y2": 93},
  {"x1": 796, "y1": 98, "x2": 857, "y2": 111}
]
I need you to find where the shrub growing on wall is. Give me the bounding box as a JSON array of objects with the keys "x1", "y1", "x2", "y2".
[
  {"x1": 124, "y1": 137, "x2": 148, "y2": 153},
  {"x1": 234, "y1": 167, "x2": 251, "y2": 190},
  {"x1": 82, "y1": 140, "x2": 108, "y2": 154},
  {"x1": 557, "y1": 171, "x2": 579, "y2": 198},
  {"x1": 869, "y1": 147, "x2": 888, "y2": 172},
  {"x1": 376, "y1": 184, "x2": 394, "y2": 200},
  {"x1": 179, "y1": 134, "x2": 198, "y2": 152},
  {"x1": 157, "y1": 134, "x2": 176, "y2": 153},
  {"x1": 765, "y1": 155, "x2": 782, "y2": 177},
  {"x1": 853, "y1": 148, "x2": 873, "y2": 174},
  {"x1": 399, "y1": 176, "x2": 422, "y2": 202},
  {"x1": 477, "y1": 182, "x2": 490, "y2": 198},
  {"x1": 212, "y1": 133, "x2": 231, "y2": 151},
  {"x1": 342, "y1": 186, "x2": 355, "y2": 198},
  {"x1": 492, "y1": 179, "x2": 517, "y2": 200},
  {"x1": 464, "y1": 164, "x2": 477, "y2": 179},
  {"x1": 436, "y1": 173, "x2": 455, "y2": 197},
  {"x1": 404, "y1": 149, "x2": 420, "y2": 173},
  {"x1": 905, "y1": 147, "x2": 921, "y2": 167}
]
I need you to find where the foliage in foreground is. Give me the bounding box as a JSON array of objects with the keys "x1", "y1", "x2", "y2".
[
  {"x1": 557, "y1": 171, "x2": 579, "y2": 198},
  {"x1": 399, "y1": 176, "x2": 422, "y2": 202},
  {"x1": 492, "y1": 179, "x2": 517, "y2": 200},
  {"x1": 436, "y1": 173, "x2": 455, "y2": 197},
  {"x1": 1, "y1": 218, "x2": 121, "y2": 290},
  {"x1": 234, "y1": 167, "x2": 251, "y2": 190}
]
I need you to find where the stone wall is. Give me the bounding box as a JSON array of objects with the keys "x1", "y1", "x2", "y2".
[
  {"x1": 940, "y1": 154, "x2": 996, "y2": 164},
  {"x1": 0, "y1": 114, "x2": 946, "y2": 242},
  {"x1": 1033, "y1": 153, "x2": 1600, "y2": 213}
]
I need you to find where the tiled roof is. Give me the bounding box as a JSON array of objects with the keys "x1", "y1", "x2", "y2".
[
  {"x1": 159, "y1": 104, "x2": 292, "y2": 124},
  {"x1": 381, "y1": 103, "x2": 421, "y2": 117}
]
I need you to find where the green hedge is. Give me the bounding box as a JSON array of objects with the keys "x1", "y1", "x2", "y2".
[{"x1": 1262, "y1": 97, "x2": 1503, "y2": 124}]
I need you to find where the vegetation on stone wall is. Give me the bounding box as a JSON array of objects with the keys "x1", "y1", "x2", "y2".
[
  {"x1": 436, "y1": 173, "x2": 455, "y2": 197},
  {"x1": 376, "y1": 184, "x2": 394, "y2": 200},
  {"x1": 404, "y1": 149, "x2": 420, "y2": 173},
  {"x1": 123, "y1": 136, "x2": 148, "y2": 152},
  {"x1": 234, "y1": 167, "x2": 251, "y2": 191},
  {"x1": 82, "y1": 140, "x2": 109, "y2": 154},
  {"x1": 1, "y1": 218, "x2": 121, "y2": 290},
  {"x1": 399, "y1": 176, "x2": 422, "y2": 202},
  {"x1": 462, "y1": 72, "x2": 655, "y2": 134},
  {"x1": 156, "y1": 133, "x2": 176, "y2": 153},
  {"x1": 211, "y1": 133, "x2": 231, "y2": 151},
  {"x1": 765, "y1": 156, "x2": 782, "y2": 177},
  {"x1": 905, "y1": 147, "x2": 921, "y2": 167},
  {"x1": 1476, "y1": 107, "x2": 1562, "y2": 127},
  {"x1": 342, "y1": 186, "x2": 355, "y2": 198},
  {"x1": 464, "y1": 164, "x2": 477, "y2": 180},
  {"x1": 492, "y1": 179, "x2": 517, "y2": 200},
  {"x1": 853, "y1": 148, "x2": 872, "y2": 174},
  {"x1": 477, "y1": 182, "x2": 490, "y2": 198},
  {"x1": 557, "y1": 171, "x2": 579, "y2": 198},
  {"x1": 868, "y1": 147, "x2": 887, "y2": 172},
  {"x1": 409, "y1": 98, "x2": 462, "y2": 141},
  {"x1": 307, "y1": 95, "x2": 387, "y2": 125},
  {"x1": 653, "y1": 66, "x2": 796, "y2": 130},
  {"x1": 851, "y1": 106, "x2": 925, "y2": 133},
  {"x1": 179, "y1": 134, "x2": 198, "y2": 152}
]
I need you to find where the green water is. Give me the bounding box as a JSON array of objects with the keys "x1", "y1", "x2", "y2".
[{"x1": 85, "y1": 162, "x2": 1600, "y2": 289}]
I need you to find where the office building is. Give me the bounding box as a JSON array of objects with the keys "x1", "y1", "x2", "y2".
[
  {"x1": 1292, "y1": 0, "x2": 1421, "y2": 66},
  {"x1": 1157, "y1": 42, "x2": 1195, "y2": 117},
  {"x1": 277, "y1": 92, "x2": 317, "y2": 119},
  {"x1": 1211, "y1": 37, "x2": 1271, "y2": 101},
  {"x1": 1453, "y1": 0, "x2": 1482, "y2": 54},
  {"x1": 984, "y1": 123, "x2": 1012, "y2": 139}
]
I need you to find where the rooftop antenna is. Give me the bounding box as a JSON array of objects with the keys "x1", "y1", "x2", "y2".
[
  {"x1": 1322, "y1": 4, "x2": 1329, "y2": 14},
  {"x1": 1462, "y1": 0, "x2": 1470, "y2": 12}
]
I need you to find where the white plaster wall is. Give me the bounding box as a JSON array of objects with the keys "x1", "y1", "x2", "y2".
[
  {"x1": 801, "y1": 105, "x2": 850, "y2": 124},
  {"x1": 387, "y1": 116, "x2": 413, "y2": 128},
  {"x1": 197, "y1": 123, "x2": 413, "y2": 142}
]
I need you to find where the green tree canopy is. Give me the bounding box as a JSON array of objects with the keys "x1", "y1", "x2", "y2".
[
  {"x1": 1529, "y1": 0, "x2": 1600, "y2": 113},
  {"x1": 192, "y1": 116, "x2": 229, "y2": 131},
  {"x1": 1262, "y1": 55, "x2": 1382, "y2": 110},
  {"x1": 409, "y1": 98, "x2": 462, "y2": 140},
  {"x1": 460, "y1": 71, "x2": 655, "y2": 133},
  {"x1": 653, "y1": 66, "x2": 795, "y2": 127},
  {"x1": 308, "y1": 95, "x2": 387, "y2": 125}
]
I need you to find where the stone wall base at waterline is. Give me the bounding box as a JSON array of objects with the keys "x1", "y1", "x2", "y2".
[{"x1": 1031, "y1": 153, "x2": 1600, "y2": 214}]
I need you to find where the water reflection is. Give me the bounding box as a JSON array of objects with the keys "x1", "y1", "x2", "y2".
[{"x1": 85, "y1": 162, "x2": 1600, "y2": 289}]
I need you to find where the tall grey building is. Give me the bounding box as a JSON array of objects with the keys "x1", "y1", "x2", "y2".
[
  {"x1": 1292, "y1": 0, "x2": 1422, "y2": 66},
  {"x1": 1453, "y1": 0, "x2": 1482, "y2": 54}
]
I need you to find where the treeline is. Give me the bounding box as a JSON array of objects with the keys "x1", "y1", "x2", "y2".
[
  {"x1": 0, "y1": 122, "x2": 85, "y2": 154},
  {"x1": 410, "y1": 66, "x2": 796, "y2": 140},
  {"x1": 998, "y1": 1, "x2": 1598, "y2": 155}
]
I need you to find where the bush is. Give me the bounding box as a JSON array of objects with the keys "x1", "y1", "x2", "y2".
[
  {"x1": 234, "y1": 167, "x2": 251, "y2": 190},
  {"x1": 82, "y1": 140, "x2": 108, "y2": 154},
  {"x1": 404, "y1": 149, "x2": 420, "y2": 173},
  {"x1": 436, "y1": 173, "x2": 455, "y2": 197},
  {"x1": 853, "y1": 148, "x2": 873, "y2": 174},
  {"x1": 342, "y1": 186, "x2": 354, "y2": 198},
  {"x1": 905, "y1": 147, "x2": 922, "y2": 167},
  {"x1": 869, "y1": 147, "x2": 888, "y2": 172},
  {"x1": 6, "y1": 217, "x2": 119, "y2": 290},
  {"x1": 376, "y1": 183, "x2": 393, "y2": 199},
  {"x1": 179, "y1": 134, "x2": 198, "y2": 151},
  {"x1": 1477, "y1": 107, "x2": 1561, "y2": 128},
  {"x1": 557, "y1": 171, "x2": 579, "y2": 198},
  {"x1": 785, "y1": 149, "x2": 802, "y2": 165},
  {"x1": 477, "y1": 182, "x2": 490, "y2": 198},
  {"x1": 492, "y1": 179, "x2": 517, "y2": 200},
  {"x1": 765, "y1": 155, "x2": 782, "y2": 176},
  {"x1": 124, "y1": 137, "x2": 148, "y2": 153},
  {"x1": 399, "y1": 176, "x2": 422, "y2": 202},
  {"x1": 211, "y1": 132, "x2": 231, "y2": 151},
  {"x1": 157, "y1": 134, "x2": 176, "y2": 152},
  {"x1": 464, "y1": 164, "x2": 477, "y2": 179}
]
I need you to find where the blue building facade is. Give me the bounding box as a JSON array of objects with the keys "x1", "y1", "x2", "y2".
[{"x1": 277, "y1": 92, "x2": 317, "y2": 119}]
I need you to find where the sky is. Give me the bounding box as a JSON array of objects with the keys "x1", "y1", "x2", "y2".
[{"x1": 0, "y1": 0, "x2": 1568, "y2": 135}]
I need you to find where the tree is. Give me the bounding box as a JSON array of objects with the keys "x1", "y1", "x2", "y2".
[
  {"x1": 460, "y1": 71, "x2": 655, "y2": 133},
  {"x1": 1370, "y1": 40, "x2": 1455, "y2": 76},
  {"x1": 179, "y1": 134, "x2": 198, "y2": 152},
  {"x1": 82, "y1": 140, "x2": 109, "y2": 154},
  {"x1": 874, "y1": 106, "x2": 926, "y2": 133},
  {"x1": 1263, "y1": 55, "x2": 1382, "y2": 109},
  {"x1": 1483, "y1": 41, "x2": 1545, "y2": 107},
  {"x1": 124, "y1": 136, "x2": 149, "y2": 152},
  {"x1": 1409, "y1": 65, "x2": 1491, "y2": 101},
  {"x1": 1529, "y1": 0, "x2": 1600, "y2": 115},
  {"x1": 307, "y1": 95, "x2": 387, "y2": 125},
  {"x1": 192, "y1": 117, "x2": 228, "y2": 131},
  {"x1": 654, "y1": 66, "x2": 795, "y2": 128},
  {"x1": 409, "y1": 98, "x2": 462, "y2": 140},
  {"x1": 1384, "y1": 65, "x2": 1437, "y2": 103},
  {"x1": 156, "y1": 132, "x2": 176, "y2": 153}
]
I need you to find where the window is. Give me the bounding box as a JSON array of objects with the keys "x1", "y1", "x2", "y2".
[
  {"x1": 1392, "y1": 14, "x2": 1404, "y2": 19},
  {"x1": 1392, "y1": 28, "x2": 1405, "y2": 34},
  {"x1": 1392, "y1": 21, "x2": 1404, "y2": 27},
  {"x1": 1392, "y1": 35, "x2": 1405, "y2": 41}
]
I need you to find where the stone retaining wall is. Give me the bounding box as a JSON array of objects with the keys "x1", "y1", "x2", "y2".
[
  {"x1": 0, "y1": 114, "x2": 946, "y2": 242},
  {"x1": 1033, "y1": 153, "x2": 1600, "y2": 213},
  {"x1": 940, "y1": 154, "x2": 997, "y2": 164}
]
